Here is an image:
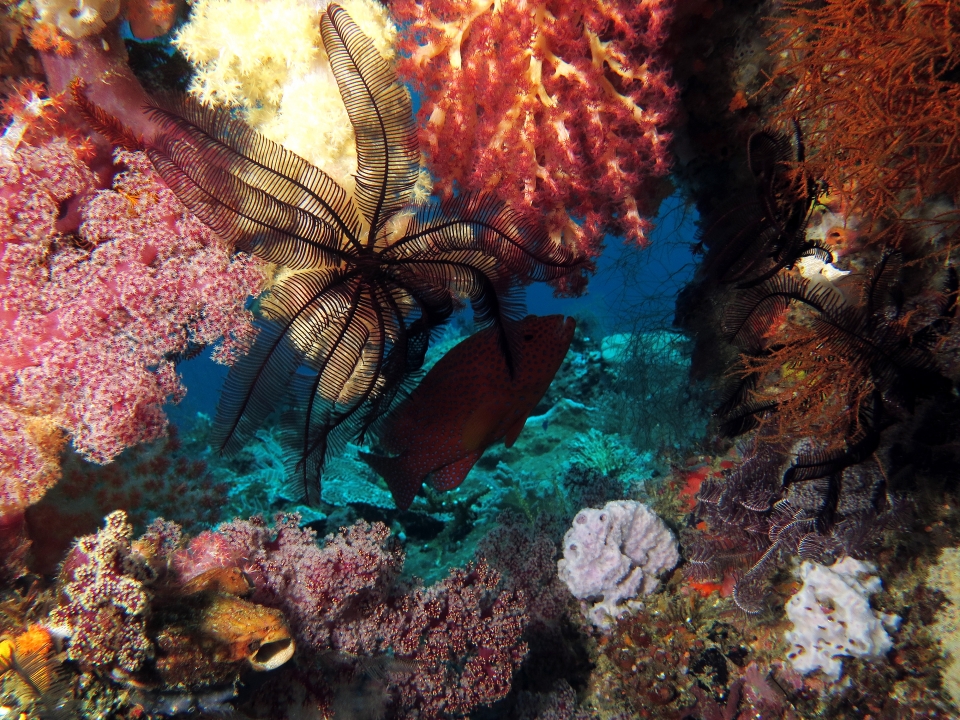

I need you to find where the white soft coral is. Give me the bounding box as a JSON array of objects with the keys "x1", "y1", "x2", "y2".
[{"x1": 172, "y1": 0, "x2": 397, "y2": 193}]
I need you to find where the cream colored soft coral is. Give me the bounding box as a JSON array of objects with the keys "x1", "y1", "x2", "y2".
[
  {"x1": 32, "y1": 0, "x2": 121, "y2": 38},
  {"x1": 172, "y1": 0, "x2": 397, "y2": 193}
]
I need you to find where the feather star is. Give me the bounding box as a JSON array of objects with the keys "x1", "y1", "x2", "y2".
[{"x1": 142, "y1": 4, "x2": 585, "y2": 500}]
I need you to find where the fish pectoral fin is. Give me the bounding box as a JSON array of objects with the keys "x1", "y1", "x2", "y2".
[
  {"x1": 358, "y1": 451, "x2": 421, "y2": 512},
  {"x1": 429, "y1": 452, "x2": 482, "y2": 492},
  {"x1": 503, "y1": 415, "x2": 529, "y2": 448}
]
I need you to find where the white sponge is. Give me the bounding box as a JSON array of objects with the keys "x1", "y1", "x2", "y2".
[
  {"x1": 785, "y1": 557, "x2": 900, "y2": 681},
  {"x1": 557, "y1": 500, "x2": 678, "y2": 629}
]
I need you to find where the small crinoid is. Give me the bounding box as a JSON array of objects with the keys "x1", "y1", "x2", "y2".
[
  {"x1": 695, "y1": 124, "x2": 830, "y2": 290},
  {"x1": 141, "y1": 5, "x2": 584, "y2": 500}
]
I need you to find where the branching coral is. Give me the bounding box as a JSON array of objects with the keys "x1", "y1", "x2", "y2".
[
  {"x1": 392, "y1": 0, "x2": 678, "y2": 274},
  {"x1": 768, "y1": 0, "x2": 960, "y2": 235},
  {"x1": 189, "y1": 514, "x2": 529, "y2": 717}
]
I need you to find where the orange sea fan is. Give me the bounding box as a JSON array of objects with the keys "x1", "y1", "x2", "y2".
[{"x1": 768, "y1": 0, "x2": 960, "y2": 235}]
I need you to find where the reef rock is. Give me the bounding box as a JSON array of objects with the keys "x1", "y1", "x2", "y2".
[{"x1": 928, "y1": 546, "x2": 960, "y2": 704}]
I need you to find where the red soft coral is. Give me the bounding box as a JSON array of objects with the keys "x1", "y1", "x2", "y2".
[{"x1": 393, "y1": 0, "x2": 679, "y2": 282}]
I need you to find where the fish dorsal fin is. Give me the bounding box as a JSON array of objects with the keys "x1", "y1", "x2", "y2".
[
  {"x1": 503, "y1": 415, "x2": 528, "y2": 448},
  {"x1": 429, "y1": 452, "x2": 482, "y2": 491}
]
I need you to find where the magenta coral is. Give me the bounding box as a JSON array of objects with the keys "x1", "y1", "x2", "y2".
[
  {"x1": 393, "y1": 0, "x2": 678, "y2": 280},
  {"x1": 203, "y1": 514, "x2": 528, "y2": 717},
  {"x1": 0, "y1": 97, "x2": 264, "y2": 515},
  {"x1": 47, "y1": 510, "x2": 154, "y2": 673}
]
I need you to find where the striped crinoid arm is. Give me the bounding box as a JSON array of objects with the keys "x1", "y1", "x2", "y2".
[{"x1": 145, "y1": 97, "x2": 363, "y2": 266}]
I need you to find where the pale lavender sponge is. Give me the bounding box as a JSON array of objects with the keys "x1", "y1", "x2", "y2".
[{"x1": 557, "y1": 500, "x2": 679, "y2": 629}]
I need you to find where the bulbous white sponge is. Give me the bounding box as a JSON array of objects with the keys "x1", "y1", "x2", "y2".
[{"x1": 557, "y1": 500, "x2": 678, "y2": 629}]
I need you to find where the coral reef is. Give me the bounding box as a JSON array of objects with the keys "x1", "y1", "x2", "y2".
[
  {"x1": 0, "y1": 92, "x2": 263, "y2": 517},
  {"x1": 768, "y1": 0, "x2": 960, "y2": 232},
  {"x1": 176, "y1": 513, "x2": 529, "y2": 717},
  {"x1": 1, "y1": 0, "x2": 959, "y2": 716},
  {"x1": 171, "y1": 0, "x2": 400, "y2": 192},
  {"x1": 47, "y1": 510, "x2": 154, "y2": 673},
  {"x1": 392, "y1": 0, "x2": 678, "y2": 272},
  {"x1": 140, "y1": 7, "x2": 584, "y2": 506}
]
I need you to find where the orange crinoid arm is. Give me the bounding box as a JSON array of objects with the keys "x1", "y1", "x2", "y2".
[{"x1": 769, "y1": 0, "x2": 960, "y2": 229}]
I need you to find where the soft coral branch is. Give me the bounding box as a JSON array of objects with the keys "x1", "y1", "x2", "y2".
[
  {"x1": 0, "y1": 92, "x2": 264, "y2": 516},
  {"x1": 393, "y1": 0, "x2": 678, "y2": 282}
]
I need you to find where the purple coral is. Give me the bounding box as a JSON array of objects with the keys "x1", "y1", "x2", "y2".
[
  {"x1": 47, "y1": 510, "x2": 154, "y2": 673},
  {"x1": 191, "y1": 514, "x2": 529, "y2": 718}
]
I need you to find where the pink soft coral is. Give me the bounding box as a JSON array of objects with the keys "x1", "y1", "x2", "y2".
[
  {"x1": 194, "y1": 514, "x2": 529, "y2": 718},
  {"x1": 393, "y1": 0, "x2": 678, "y2": 283},
  {"x1": 0, "y1": 96, "x2": 265, "y2": 515}
]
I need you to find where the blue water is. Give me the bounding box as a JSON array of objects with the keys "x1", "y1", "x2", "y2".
[{"x1": 166, "y1": 191, "x2": 699, "y2": 428}]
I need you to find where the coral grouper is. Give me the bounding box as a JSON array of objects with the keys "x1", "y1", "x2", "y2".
[{"x1": 362, "y1": 315, "x2": 575, "y2": 509}]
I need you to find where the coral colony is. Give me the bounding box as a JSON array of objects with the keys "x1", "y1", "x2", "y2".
[{"x1": 1, "y1": 0, "x2": 960, "y2": 718}]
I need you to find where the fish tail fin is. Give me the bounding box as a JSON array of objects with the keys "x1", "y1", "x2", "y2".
[{"x1": 359, "y1": 451, "x2": 420, "y2": 511}]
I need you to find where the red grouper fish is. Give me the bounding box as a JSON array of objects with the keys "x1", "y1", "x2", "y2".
[{"x1": 361, "y1": 315, "x2": 576, "y2": 510}]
